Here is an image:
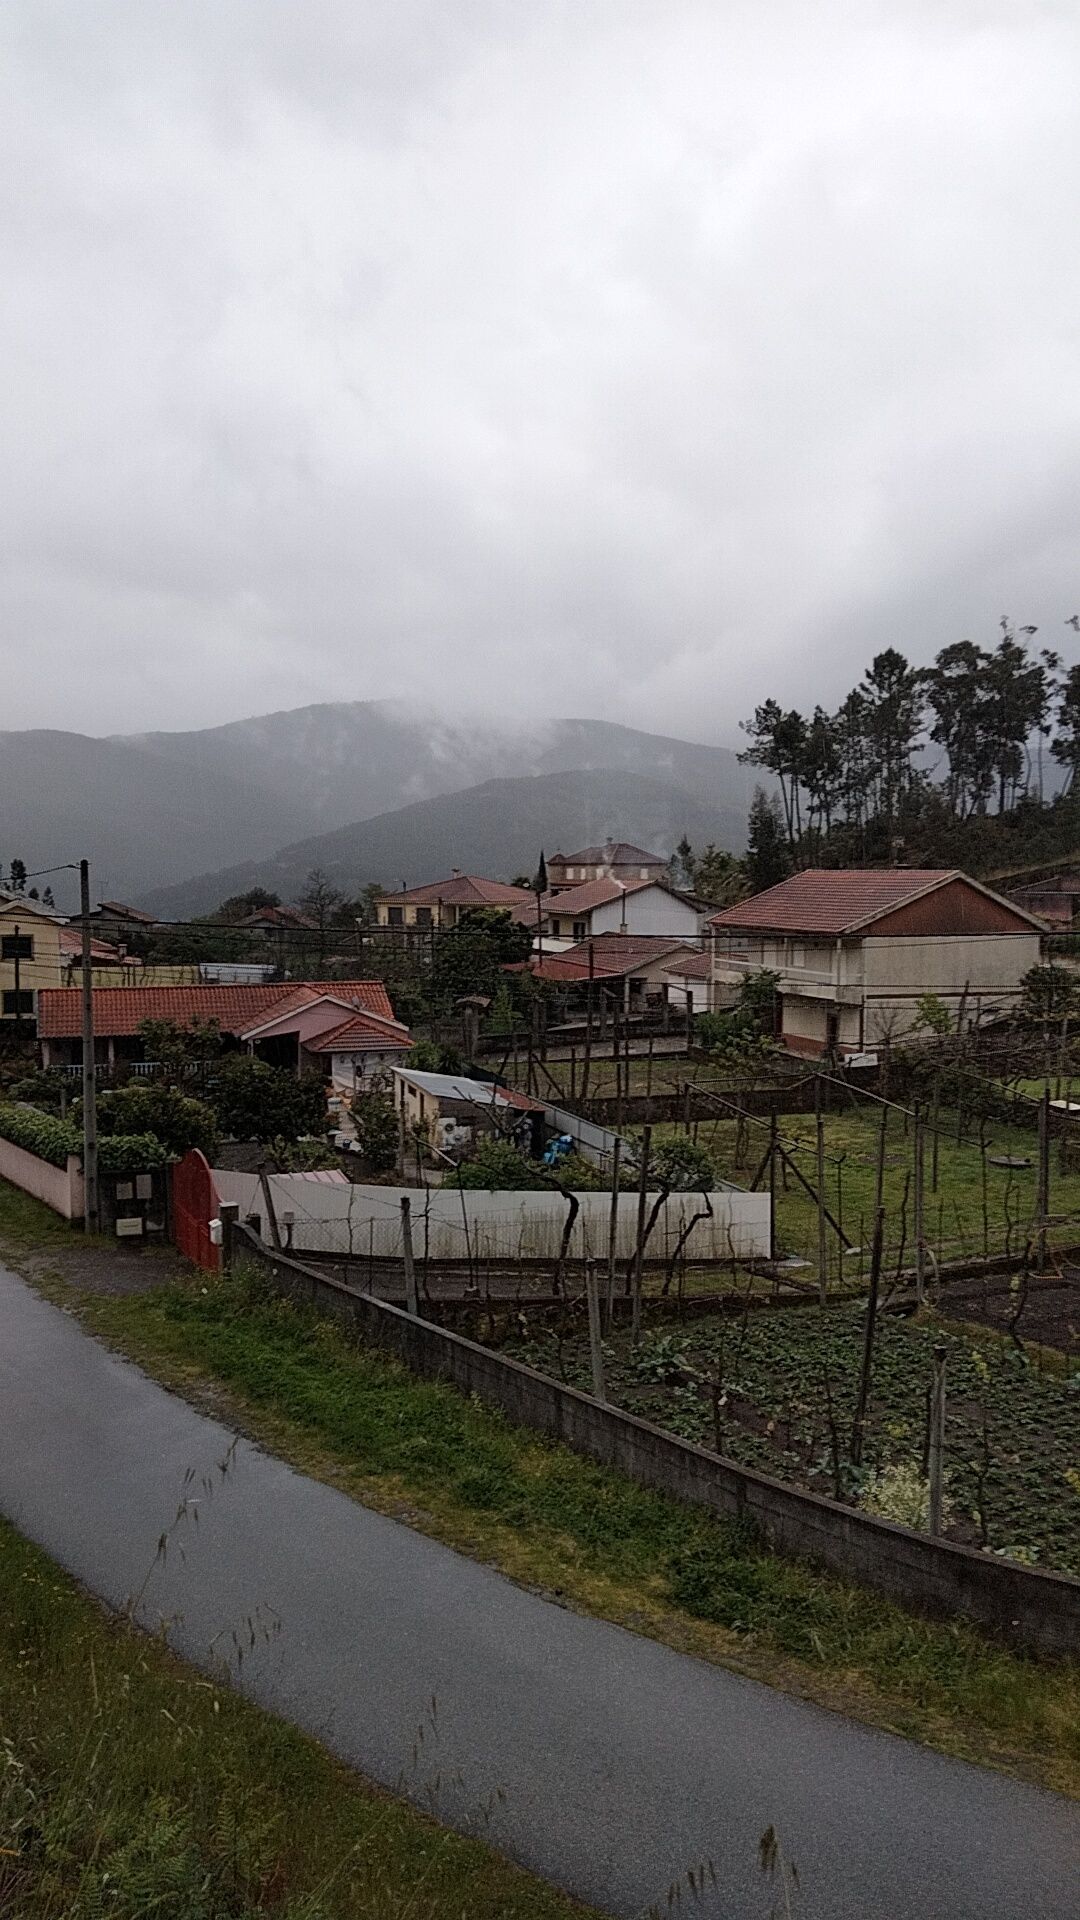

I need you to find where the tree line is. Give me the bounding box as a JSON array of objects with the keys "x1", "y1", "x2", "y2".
[{"x1": 738, "y1": 617, "x2": 1080, "y2": 873}]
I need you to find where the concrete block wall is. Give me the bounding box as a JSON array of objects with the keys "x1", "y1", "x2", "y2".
[{"x1": 229, "y1": 1224, "x2": 1080, "y2": 1659}]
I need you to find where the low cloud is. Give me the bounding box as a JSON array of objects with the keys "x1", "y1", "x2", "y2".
[{"x1": 2, "y1": 1, "x2": 1078, "y2": 741}]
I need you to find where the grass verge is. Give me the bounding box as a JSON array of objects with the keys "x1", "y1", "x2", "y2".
[
  {"x1": 0, "y1": 1177, "x2": 80, "y2": 1249},
  {"x1": 52, "y1": 1261, "x2": 1080, "y2": 1802},
  {"x1": 0, "y1": 1511, "x2": 598, "y2": 1919}
]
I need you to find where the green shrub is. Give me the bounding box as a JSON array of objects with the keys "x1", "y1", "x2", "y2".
[
  {"x1": 79, "y1": 1083, "x2": 218, "y2": 1159},
  {"x1": 0, "y1": 1106, "x2": 170, "y2": 1173},
  {"x1": 455, "y1": 1137, "x2": 549, "y2": 1190},
  {"x1": 206, "y1": 1058, "x2": 326, "y2": 1143},
  {"x1": 97, "y1": 1133, "x2": 170, "y2": 1173},
  {"x1": 350, "y1": 1088, "x2": 399, "y2": 1171},
  {"x1": 0, "y1": 1105, "x2": 79, "y2": 1167},
  {"x1": 650, "y1": 1136, "x2": 715, "y2": 1191},
  {"x1": 4, "y1": 1073, "x2": 65, "y2": 1112}
]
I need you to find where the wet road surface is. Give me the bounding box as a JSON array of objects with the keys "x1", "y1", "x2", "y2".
[{"x1": 0, "y1": 1264, "x2": 1076, "y2": 1917}]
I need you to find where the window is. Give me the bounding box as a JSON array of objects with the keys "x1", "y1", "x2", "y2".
[
  {"x1": 1, "y1": 933, "x2": 33, "y2": 961},
  {"x1": 414, "y1": 907, "x2": 433, "y2": 928},
  {"x1": 573, "y1": 920, "x2": 587, "y2": 940},
  {"x1": 387, "y1": 906, "x2": 404, "y2": 927},
  {"x1": 2, "y1": 990, "x2": 34, "y2": 1016}
]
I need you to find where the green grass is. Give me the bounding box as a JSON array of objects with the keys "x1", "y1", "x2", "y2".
[
  {"x1": 0, "y1": 1512, "x2": 597, "y2": 1919},
  {"x1": 0, "y1": 1178, "x2": 79, "y2": 1249},
  {"x1": 637, "y1": 1103, "x2": 1080, "y2": 1269},
  {"x1": 60, "y1": 1264, "x2": 1080, "y2": 1801},
  {"x1": 1004, "y1": 1076, "x2": 1080, "y2": 1105},
  {"x1": 500, "y1": 1049, "x2": 746, "y2": 1102}
]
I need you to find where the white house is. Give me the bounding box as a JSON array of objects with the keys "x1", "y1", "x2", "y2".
[
  {"x1": 709, "y1": 868, "x2": 1045, "y2": 1057},
  {"x1": 540, "y1": 875, "x2": 702, "y2": 947}
]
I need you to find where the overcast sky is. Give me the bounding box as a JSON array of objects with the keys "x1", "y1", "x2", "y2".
[{"x1": 2, "y1": 2, "x2": 1078, "y2": 744}]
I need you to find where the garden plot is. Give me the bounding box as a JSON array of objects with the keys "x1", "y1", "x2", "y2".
[
  {"x1": 636, "y1": 1103, "x2": 1080, "y2": 1274},
  {"x1": 506, "y1": 1302, "x2": 1080, "y2": 1575}
]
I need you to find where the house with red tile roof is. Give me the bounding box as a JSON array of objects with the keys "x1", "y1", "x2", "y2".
[
  {"x1": 510, "y1": 933, "x2": 704, "y2": 1025},
  {"x1": 547, "y1": 842, "x2": 669, "y2": 892},
  {"x1": 238, "y1": 904, "x2": 318, "y2": 933},
  {"x1": 376, "y1": 873, "x2": 535, "y2": 930},
  {"x1": 85, "y1": 901, "x2": 158, "y2": 944},
  {"x1": 539, "y1": 875, "x2": 703, "y2": 946},
  {"x1": 708, "y1": 869, "x2": 1044, "y2": 1057},
  {"x1": 37, "y1": 979, "x2": 407, "y2": 1080}
]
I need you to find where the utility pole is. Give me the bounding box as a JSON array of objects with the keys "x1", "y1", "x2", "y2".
[
  {"x1": 79, "y1": 860, "x2": 99, "y2": 1234},
  {"x1": 13, "y1": 924, "x2": 22, "y2": 1041}
]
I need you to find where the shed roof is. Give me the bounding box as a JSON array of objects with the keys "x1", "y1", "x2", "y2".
[
  {"x1": 708, "y1": 868, "x2": 1045, "y2": 937},
  {"x1": 391, "y1": 1067, "x2": 541, "y2": 1111}
]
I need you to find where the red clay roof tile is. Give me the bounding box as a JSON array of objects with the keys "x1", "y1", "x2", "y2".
[
  {"x1": 708, "y1": 869, "x2": 961, "y2": 936},
  {"x1": 37, "y1": 980, "x2": 394, "y2": 1040}
]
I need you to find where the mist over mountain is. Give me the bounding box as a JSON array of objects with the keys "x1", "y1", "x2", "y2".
[
  {"x1": 1, "y1": 701, "x2": 757, "y2": 910},
  {"x1": 143, "y1": 766, "x2": 750, "y2": 917}
]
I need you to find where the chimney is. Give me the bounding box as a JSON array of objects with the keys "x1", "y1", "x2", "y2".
[{"x1": 451, "y1": 868, "x2": 462, "y2": 878}]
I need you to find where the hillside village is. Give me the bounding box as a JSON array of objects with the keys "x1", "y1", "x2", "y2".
[
  {"x1": 5, "y1": 8, "x2": 1080, "y2": 1905},
  {"x1": 6, "y1": 705, "x2": 1080, "y2": 1905}
]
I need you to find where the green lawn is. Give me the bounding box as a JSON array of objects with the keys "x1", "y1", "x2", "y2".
[
  {"x1": 635, "y1": 1103, "x2": 1080, "y2": 1271},
  {"x1": 0, "y1": 1514, "x2": 597, "y2": 1920},
  {"x1": 54, "y1": 1263, "x2": 1080, "y2": 1801},
  {"x1": 499, "y1": 1048, "x2": 756, "y2": 1102}
]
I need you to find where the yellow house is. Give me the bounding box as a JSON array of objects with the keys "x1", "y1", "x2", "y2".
[
  {"x1": 0, "y1": 895, "x2": 199, "y2": 1022},
  {"x1": 0, "y1": 896, "x2": 65, "y2": 1022}
]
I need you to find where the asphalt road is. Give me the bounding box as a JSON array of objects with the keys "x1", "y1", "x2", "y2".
[{"x1": 0, "y1": 1263, "x2": 1076, "y2": 1918}]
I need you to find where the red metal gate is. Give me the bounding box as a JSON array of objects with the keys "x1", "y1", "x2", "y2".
[{"x1": 171, "y1": 1149, "x2": 220, "y2": 1272}]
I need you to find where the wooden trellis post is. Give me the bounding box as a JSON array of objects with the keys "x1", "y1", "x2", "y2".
[{"x1": 927, "y1": 1344, "x2": 948, "y2": 1536}]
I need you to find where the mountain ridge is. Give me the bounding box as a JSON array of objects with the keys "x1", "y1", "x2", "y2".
[
  {"x1": 1, "y1": 701, "x2": 758, "y2": 909},
  {"x1": 141, "y1": 766, "x2": 751, "y2": 917}
]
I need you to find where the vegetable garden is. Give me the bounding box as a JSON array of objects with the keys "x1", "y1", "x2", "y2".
[{"x1": 506, "y1": 1298, "x2": 1080, "y2": 1575}]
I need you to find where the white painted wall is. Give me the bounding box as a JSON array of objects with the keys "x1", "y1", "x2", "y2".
[
  {"x1": 720, "y1": 930, "x2": 1043, "y2": 1047},
  {"x1": 213, "y1": 1169, "x2": 771, "y2": 1263},
  {"x1": 590, "y1": 888, "x2": 701, "y2": 939},
  {"x1": 856, "y1": 933, "x2": 1040, "y2": 999},
  {"x1": 0, "y1": 1138, "x2": 84, "y2": 1218}
]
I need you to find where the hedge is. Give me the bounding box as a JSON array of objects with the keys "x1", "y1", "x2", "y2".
[{"x1": 0, "y1": 1106, "x2": 170, "y2": 1173}]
